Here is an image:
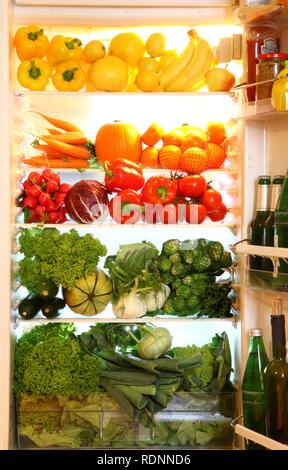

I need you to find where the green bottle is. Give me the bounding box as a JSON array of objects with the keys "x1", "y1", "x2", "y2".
[
  {"x1": 265, "y1": 299, "x2": 288, "y2": 444},
  {"x1": 262, "y1": 175, "x2": 285, "y2": 271},
  {"x1": 250, "y1": 175, "x2": 271, "y2": 270},
  {"x1": 274, "y1": 174, "x2": 288, "y2": 273},
  {"x1": 241, "y1": 328, "x2": 268, "y2": 450}
]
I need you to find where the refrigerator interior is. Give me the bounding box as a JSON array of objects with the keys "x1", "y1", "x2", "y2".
[{"x1": 0, "y1": 0, "x2": 288, "y2": 450}]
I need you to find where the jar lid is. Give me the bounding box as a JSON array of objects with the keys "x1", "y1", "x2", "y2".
[{"x1": 257, "y1": 53, "x2": 288, "y2": 60}]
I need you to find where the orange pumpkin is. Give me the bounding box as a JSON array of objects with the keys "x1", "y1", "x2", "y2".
[{"x1": 95, "y1": 121, "x2": 142, "y2": 163}]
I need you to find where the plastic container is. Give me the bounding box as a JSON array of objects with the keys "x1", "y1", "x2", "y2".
[
  {"x1": 256, "y1": 53, "x2": 288, "y2": 100},
  {"x1": 16, "y1": 391, "x2": 236, "y2": 449}
]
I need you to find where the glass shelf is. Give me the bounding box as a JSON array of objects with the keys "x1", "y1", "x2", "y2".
[
  {"x1": 14, "y1": 316, "x2": 237, "y2": 325},
  {"x1": 232, "y1": 268, "x2": 288, "y2": 294},
  {"x1": 234, "y1": 3, "x2": 288, "y2": 25},
  {"x1": 233, "y1": 97, "x2": 288, "y2": 121}
]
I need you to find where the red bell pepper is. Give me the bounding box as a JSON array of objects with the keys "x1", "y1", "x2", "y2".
[
  {"x1": 104, "y1": 158, "x2": 144, "y2": 193},
  {"x1": 141, "y1": 176, "x2": 177, "y2": 205},
  {"x1": 108, "y1": 189, "x2": 144, "y2": 224}
]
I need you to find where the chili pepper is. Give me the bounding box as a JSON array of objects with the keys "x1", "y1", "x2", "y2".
[
  {"x1": 141, "y1": 176, "x2": 177, "y2": 205},
  {"x1": 104, "y1": 158, "x2": 144, "y2": 193},
  {"x1": 46, "y1": 35, "x2": 83, "y2": 67},
  {"x1": 14, "y1": 25, "x2": 49, "y2": 61},
  {"x1": 17, "y1": 59, "x2": 51, "y2": 91},
  {"x1": 108, "y1": 189, "x2": 144, "y2": 224},
  {"x1": 52, "y1": 61, "x2": 86, "y2": 91}
]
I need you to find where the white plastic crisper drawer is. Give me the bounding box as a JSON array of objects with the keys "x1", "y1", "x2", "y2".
[{"x1": 15, "y1": 1, "x2": 235, "y2": 6}]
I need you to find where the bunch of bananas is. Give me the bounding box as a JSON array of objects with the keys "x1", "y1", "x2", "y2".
[{"x1": 157, "y1": 30, "x2": 213, "y2": 92}]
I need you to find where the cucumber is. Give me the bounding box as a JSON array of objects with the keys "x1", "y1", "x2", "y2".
[
  {"x1": 41, "y1": 297, "x2": 66, "y2": 318},
  {"x1": 18, "y1": 294, "x2": 43, "y2": 320},
  {"x1": 36, "y1": 278, "x2": 59, "y2": 300}
]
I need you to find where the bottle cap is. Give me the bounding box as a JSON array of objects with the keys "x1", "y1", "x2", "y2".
[
  {"x1": 272, "y1": 298, "x2": 282, "y2": 315},
  {"x1": 249, "y1": 328, "x2": 263, "y2": 336}
]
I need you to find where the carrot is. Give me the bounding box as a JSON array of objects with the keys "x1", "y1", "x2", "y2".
[
  {"x1": 41, "y1": 131, "x2": 88, "y2": 145},
  {"x1": 47, "y1": 128, "x2": 63, "y2": 135},
  {"x1": 23, "y1": 157, "x2": 88, "y2": 169},
  {"x1": 34, "y1": 112, "x2": 81, "y2": 132},
  {"x1": 32, "y1": 144, "x2": 63, "y2": 157},
  {"x1": 43, "y1": 138, "x2": 90, "y2": 160}
]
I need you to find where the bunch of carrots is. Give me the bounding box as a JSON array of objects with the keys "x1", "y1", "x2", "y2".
[{"x1": 23, "y1": 113, "x2": 95, "y2": 169}]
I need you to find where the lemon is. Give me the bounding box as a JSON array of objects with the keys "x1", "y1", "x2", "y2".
[
  {"x1": 159, "y1": 50, "x2": 178, "y2": 71},
  {"x1": 108, "y1": 32, "x2": 145, "y2": 67},
  {"x1": 89, "y1": 56, "x2": 129, "y2": 91},
  {"x1": 146, "y1": 33, "x2": 166, "y2": 58},
  {"x1": 83, "y1": 40, "x2": 106, "y2": 63},
  {"x1": 137, "y1": 57, "x2": 160, "y2": 74},
  {"x1": 135, "y1": 70, "x2": 160, "y2": 92}
]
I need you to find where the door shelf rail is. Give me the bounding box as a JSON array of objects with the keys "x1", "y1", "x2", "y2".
[
  {"x1": 234, "y1": 243, "x2": 288, "y2": 277},
  {"x1": 233, "y1": 422, "x2": 288, "y2": 451}
]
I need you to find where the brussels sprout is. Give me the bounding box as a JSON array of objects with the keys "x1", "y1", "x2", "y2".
[
  {"x1": 172, "y1": 296, "x2": 187, "y2": 312},
  {"x1": 171, "y1": 263, "x2": 186, "y2": 277},
  {"x1": 186, "y1": 295, "x2": 202, "y2": 310},
  {"x1": 207, "y1": 241, "x2": 224, "y2": 262},
  {"x1": 182, "y1": 275, "x2": 194, "y2": 286},
  {"x1": 180, "y1": 250, "x2": 195, "y2": 265},
  {"x1": 176, "y1": 284, "x2": 191, "y2": 299},
  {"x1": 220, "y1": 251, "x2": 233, "y2": 268},
  {"x1": 171, "y1": 279, "x2": 182, "y2": 291},
  {"x1": 169, "y1": 252, "x2": 182, "y2": 264},
  {"x1": 162, "y1": 298, "x2": 175, "y2": 314},
  {"x1": 162, "y1": 239, "x2": 180, "y2": 257},
  {"x1": 192, "y1": 255, "x2": 212, "y2": 273},
  {"x1": 158, "y1": 257, "x2": 172, "y2": 273},
  {"x1": 160, "y1": 272, "x2": 175, "y2": 284}
]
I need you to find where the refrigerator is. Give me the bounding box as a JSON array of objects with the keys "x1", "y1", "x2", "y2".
[{"x1": 0, "y1": 0, "x2": 288, "y2": 451}]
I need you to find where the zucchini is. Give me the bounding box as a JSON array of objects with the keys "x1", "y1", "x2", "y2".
[
  {"x1": 18, "y1": 294, "x2": 43, "y2": 320},
  {"x1": 41, "y1": 297, "x2": 66, "y2": 318},
  {"x1": 36, "y1": 278, "x2": 59, "y2": 300}
]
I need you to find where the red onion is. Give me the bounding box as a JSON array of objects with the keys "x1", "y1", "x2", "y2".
[{"x1": 65, "y1": 180, "x2": 109, "y2": 224}]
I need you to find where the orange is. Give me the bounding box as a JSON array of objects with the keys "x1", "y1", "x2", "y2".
[
  {"x1": 159, "y1": 145, "x2": 182, "y2": 169},
  {"x1": 206, "y1": 143, "x2": 226, "y2": 169},
  {"x1": 162, "y1": 130, "x2": 182, "y2": 147},
  {"x1": 141, "y1": 146, "x2": 159, "y2": 168},
  {"x1": 179, "y1": 147, "x2": 207, "y2": 174},
  {"x1": 141, "y1": 123, "x2": 164, "y2": 146},
  {"x1": 207, "y1": 122, "x2": 226, "y2": 145}
]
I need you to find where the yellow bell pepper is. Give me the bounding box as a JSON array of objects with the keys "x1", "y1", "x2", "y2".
[
  {"x1": 272, "y1": 67, "x2": 288, "y2": 112},
  {"x1": 14, "y1": 25, "x2": 49, "y2": 61},
  {"x1": 46, "y1": 35, "x2": 83, "y2": 67},
  {"x1": 52, "y1": 61, "x2": 86, "y2": 91},
  {"x1": 17, "y1": 58, "x2": 51, "y2": 91}
]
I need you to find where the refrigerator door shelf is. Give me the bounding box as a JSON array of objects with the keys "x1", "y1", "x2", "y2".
[{"x1": 234, "y1": 423, "x2": 288, "y2": 451}]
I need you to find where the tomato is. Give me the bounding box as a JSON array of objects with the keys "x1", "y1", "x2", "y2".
[
  {"x1": 25, "y1": 181, "x2": 42, "y2": 197},
  {"x1": 178, "y1": 175, "x2": 207, "y2": 198},
  {"x1": 200, "y1": 189, "x2": 222, "y2": 213},
  {"x1": 157, "y1": 203, "x2": 179, "y2": 224},
  {"x1": 22, "y1": 195, "x2": 37, "y2": 209},
  {"x1": 208, "y1": 202, "x2": 228, "y2": 222},
  {"x1": 38, "y1": 192, "x2": 51, "y2": 207},
  {"x1": 185, "y1": 204, "x2": 207, "y2": 224},
  {"x1": 59, "y1": 183, "x2": 72, "y2": 194},
  {"x1": 28, "y1": 171, "x2": 42, "y2": 186},
  {"x1": 46, "y1": 180, "x2": 59, "y2": 193},
  {"x1": 55, "y1": 193, "x2": 66, "y2": 208},
  {"x1": 109, "y1": 189, "x2": 144, "y2": 224}
]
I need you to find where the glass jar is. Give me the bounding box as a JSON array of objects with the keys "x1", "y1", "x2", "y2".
[
  {"x1": 246, "y1": 24, "x2": 280, "y2": 102},
  {"x1": 256, "y1": 53, "x2": 288, "y2": 100}
]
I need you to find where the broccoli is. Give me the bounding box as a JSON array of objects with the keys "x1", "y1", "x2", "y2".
[
  {"x1": 162, "y1": 239, "x2": 180, "y2": 257},
  {"x1": 14, "y1": 323, "x2": 101, "y2": 396}
]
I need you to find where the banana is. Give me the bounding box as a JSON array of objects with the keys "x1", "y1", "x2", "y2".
[
  {"x1": 157, "y1": 30, "x2": 198, "y2": 91},
  {"x1": 165, "y1": 36, "x2": 213, "y2": 92}
]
